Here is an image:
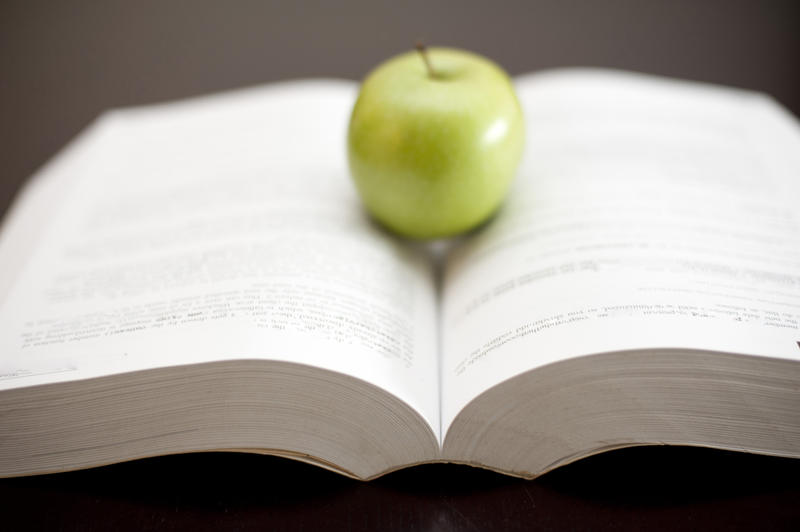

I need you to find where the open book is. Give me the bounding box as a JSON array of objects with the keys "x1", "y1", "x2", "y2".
[{"x1": 1, "y1": 69, "x2": 799, "y2": 480}]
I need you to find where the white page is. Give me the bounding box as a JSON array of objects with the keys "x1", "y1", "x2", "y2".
[
  {"x1": 0, "y1": 116, "x2": 116, "y2": 305},
  {"x1": 442, "y1": 69, "x2": 800, "y2": 432},
  {"x1": 0, "y1": 81, "x2": 440, "y2": 438}
]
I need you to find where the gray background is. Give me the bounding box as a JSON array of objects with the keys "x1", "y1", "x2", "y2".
[{"x1": 2, "y1": 0, "x2": 799, "y2": 215}]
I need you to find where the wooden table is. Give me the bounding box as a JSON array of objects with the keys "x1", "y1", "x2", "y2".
[{"x1": 2, "y1": 2, "x2": 799, "y2": 530}]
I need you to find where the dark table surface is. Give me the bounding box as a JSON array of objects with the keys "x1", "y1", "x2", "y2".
[{"x1": 2, "y1": 1, "x2": 799, "y2": 530}]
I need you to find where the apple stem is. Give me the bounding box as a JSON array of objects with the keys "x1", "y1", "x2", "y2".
[{"x1": 415, "y1": 41, "x2": 438, "y2": 79}]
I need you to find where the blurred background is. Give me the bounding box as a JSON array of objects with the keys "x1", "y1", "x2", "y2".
[{"x1": 1, "y1": 0, "x2": 799, "y2": 218}]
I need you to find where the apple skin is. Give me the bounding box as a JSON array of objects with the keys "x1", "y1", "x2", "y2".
[{"x1": 347, "y1": 47, "x2": 524, "y2": 239}]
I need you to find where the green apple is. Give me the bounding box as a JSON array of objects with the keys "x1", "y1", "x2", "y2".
[{"x1": 348, "y1": 46, "x2": 524, "y2": 239}]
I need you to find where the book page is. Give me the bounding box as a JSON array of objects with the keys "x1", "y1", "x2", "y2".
[
  {"x1": 0, "y1": 81, "x2": 440, "y2": 437},
  {"x1": 0, "y1": 117, "x2": 112, "y2": 305},
  {"x1": 441, "y1": 69, "x2": 800, "y2": 432}
]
